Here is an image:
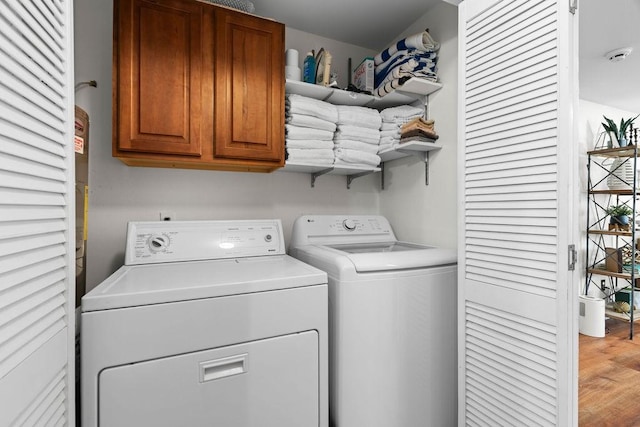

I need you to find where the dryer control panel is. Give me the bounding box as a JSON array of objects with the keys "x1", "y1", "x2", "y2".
[{"x1": 125, "y1": 220, "x2": 285, "y2": 265}]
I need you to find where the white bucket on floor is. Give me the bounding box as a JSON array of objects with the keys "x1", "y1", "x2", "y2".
[{"x1": 579, "y1": 295, "x2": 605, "y2": 337}]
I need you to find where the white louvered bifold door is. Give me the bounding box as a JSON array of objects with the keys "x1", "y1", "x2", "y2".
[
  {"x1": 458, "y1": 0, "x2": 578, "y2": 426},
  {"x1": 0, "y1": 0, "x2": 75, "y2": 425}
]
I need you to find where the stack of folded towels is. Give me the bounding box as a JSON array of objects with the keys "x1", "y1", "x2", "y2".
[
  {"x1": 333, "y1": 105, "x2": 382, "y2": 168},
  {"x1": 378, "y1": 105, "x2": 425, "y2": 153},
  {"x1": 285, "y1": 94, "x2": 338, "y2": 167},
  {"x1": 400, "y1": 117, "x2": 439, "y2": 142},
  {"x1": 373, "y1": 30, "x2": 440, "y2": 98}
]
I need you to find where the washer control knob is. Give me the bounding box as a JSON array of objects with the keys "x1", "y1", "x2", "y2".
[
  {"x1": 264, "y1": 234, "x2": 272, "y2": 242},
  {"x1": 342, "y1": 219, "x2": 357, "y2": 231},
  {"x1": 148, "y1": 234, "x2": 169, "y2": 252}
]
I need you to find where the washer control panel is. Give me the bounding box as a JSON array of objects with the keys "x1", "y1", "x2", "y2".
[
  {"x1": 290, "y1": 215, "x2": 396, "y2": 247},
  {"x1": 125, "y1": 220, "x2": 285, "y2": 265}
]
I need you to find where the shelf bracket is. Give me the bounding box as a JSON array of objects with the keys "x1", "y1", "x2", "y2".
[
  {"x1": 310, "y1": 167, "x2": 333, "y2": 188},
  {"x1": 380, "y1": 150, "x2": 432, "y2": 189},
  {"x1": 398, "y1": 149, "x2": 431, "y2": 186},
  {"x1": 347, "y1": 170, "x2": 375, "y2": 189}
]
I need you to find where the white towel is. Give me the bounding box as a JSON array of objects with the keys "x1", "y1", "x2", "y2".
[
  {"x1": 380, "y1": 105, "x2": 424, "y2": 123},
  {"x1": 378, "y1": 142, "x2": 398, "y2": 153},
  {"x1": 286, "y1": 124, "x2": 334, "y2": 141},
  {"x1": 286, "y1": 113, "x2": 337, "y2": 132},
  {"x1": 379, "y1": 135, "x2": 400, "y2": 145},
  {"x1": 380, "y1": 128, "x2": 401, "y2": 139},
  {"x1": 287, "y1": 148, "x2": 335, "y2": 161},
  {"x1": 334, "y1": 159, "x2": 378, "y2": 169},
  {"x1": 334, "y1": 125, "x2": 380, "y2": 145},
  {"x1": 381, "y1": 122, "x2": 400, "y2": 131},
  {"x1": 287, "y1": 158, "x2": 334, "y2": 167},
  {"x1": 286, "y1": 139, "x2": 335, "y2": 150},
  {"x1": 336, "y1": 105, "x2": 382, "y2": 130},
  {"x1": 286, "y1": 94, "x2": 339, "y2": 123},
  {"x1": 334, "y1": 148, "x2": 381, "y2": 166},
  {"x1": 333, "y1": 139, "x2": 380, "y2": 154}
]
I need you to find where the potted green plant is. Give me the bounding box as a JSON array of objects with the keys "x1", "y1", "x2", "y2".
[
  {"x1": 607, "y1": 204, "x2": 633, "y2": 225},
  {"x1": 602, "y1": 114, "x2": 639, "y2": 147}
]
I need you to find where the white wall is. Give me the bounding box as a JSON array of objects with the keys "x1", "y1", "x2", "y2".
[
  {"x1": 578, "y1": 99, "x2": 639, "y2": 297},
  {"x1": 74, "y1": 0, "x2": 459, "y2": 291},
  {"x1": 378, "y1": 2, "x2": 459, "y2": 249}
]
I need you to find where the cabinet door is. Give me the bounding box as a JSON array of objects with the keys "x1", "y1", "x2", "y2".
[
  {"x1": 214, "y1": 10, "x2": 285, "y2": 163},
  {"x1": 115, "y1": 0, "x2": 202, "y2": 156}
]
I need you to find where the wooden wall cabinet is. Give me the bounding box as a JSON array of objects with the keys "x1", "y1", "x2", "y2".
[{"x1": 113, "y1": 0, "x2": 285, "y2": 172}]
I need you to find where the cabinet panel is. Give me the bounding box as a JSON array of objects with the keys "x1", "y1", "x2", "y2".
[
  {"x1": 214, "y1": 11, "x2": 284, "y2": 163},
  {"x1": 115, "y1": 0, "x2": 202, "y2": 156}
]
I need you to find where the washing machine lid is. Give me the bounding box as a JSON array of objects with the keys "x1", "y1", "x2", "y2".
[
  {"x1": 290, "y1": 215, "x2": 457, "y2": 272},
  {"x1": 321, "y1": 242, "x2": 457, "y2": 272},
  {"x1": 82, "y1": 255, "x2": 327, "y2": 312}
]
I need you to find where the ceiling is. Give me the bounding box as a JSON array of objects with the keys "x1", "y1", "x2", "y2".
[
  {"x1": 579, "y1": 0, "x2": 640, "y2": 113},
  {"x1": 254, "y1": 0, "x2": 443, "y2": 51},
  {"x1": 255, "y1": 0, "x2": 639, "y2": 114}
]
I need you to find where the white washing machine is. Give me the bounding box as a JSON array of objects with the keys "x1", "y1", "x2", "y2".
[
  {"x1": 289, "y1": 215, "x2": 457, "y2": 427},
  {"x1": 81, "y1": 219, "x2": 328, "y2": 427}
]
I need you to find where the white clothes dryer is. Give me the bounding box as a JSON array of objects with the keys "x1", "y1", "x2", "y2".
[
  {"x1": 81, "y1": 219, "x2": 328, "y2": 427},
  {"x1": 289, "y1": 215, "x2": 457, "y2": 427}
]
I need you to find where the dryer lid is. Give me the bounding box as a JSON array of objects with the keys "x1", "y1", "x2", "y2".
[{"x1": 82, "y1": 255, "x2": 327, "y2": 312}]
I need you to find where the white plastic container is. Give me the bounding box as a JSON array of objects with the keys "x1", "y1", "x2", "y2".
[{"x1": 579, "y1": 295, "x2": 605, "y2": 337}]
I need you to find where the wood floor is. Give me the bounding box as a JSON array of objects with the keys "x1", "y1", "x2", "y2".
[{"x1": 579, "y1": 318, "x2": 640, "y2": 426}]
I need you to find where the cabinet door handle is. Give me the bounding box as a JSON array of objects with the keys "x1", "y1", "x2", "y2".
[{"x1": 199, "y1": 353, "x2": 248, "y2": 383}]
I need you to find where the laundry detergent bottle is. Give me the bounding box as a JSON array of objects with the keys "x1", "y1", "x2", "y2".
[{"x1": 303, "y1": 51, "x2": 316, "y2": 83}]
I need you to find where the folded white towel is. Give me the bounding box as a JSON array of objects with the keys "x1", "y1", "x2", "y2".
[
  {"x1": 286, "y1": 139, "x2": 335, "y2": 150},
  {"x1": 334, "y1": 159, "x2": 379, "y2": 169},
  {"x1": 380, "y1": 105, "x2": 424, "y2": 123},
  {"x1": 286, "y1": 124, "x2": 334, "y2": 141},
  {"x1": 378, "y1": 142, "x2": 398, "y2": 153},
  {"x1": 334, "y1": 125, "x2": 380, "y2": 145},
  {"x1": 334, "y1": 148, "x2": 381, "y2": 166},
  {"x1": 287, "y1": 148, "x2": 335, "y2": 161},
  {"x1": 380, "y1": 128, "x2": 401, "y2": 139},
  {"x1": 286, "y1": 113, "x2": 337, "y2": 132},
  {"x1": 286, "y1": 94, "x2": 339, "y2": 123},
  {"x1": 287, "y1": 158, "x2": 334, "y2": 167},
  {"x1": 336, "y1": 105, "x2": 382, "y2": 130},
  {"x1": 379, "y1": 135, "x2": 400, "y2": 145},
  {"x1": 333, "y1": 139, "x2": 380, "y2": 154},
  {"x1": 381, "y1": 122, "x2": 400, "y2": 131}
]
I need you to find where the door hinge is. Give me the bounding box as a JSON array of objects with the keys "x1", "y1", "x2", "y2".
[
  {"x1": 568, "y1": 244, "x2": 577, "y2": 271},
  {"x1": 569, "y1": 0, "x2": 577, "y2": 15}
]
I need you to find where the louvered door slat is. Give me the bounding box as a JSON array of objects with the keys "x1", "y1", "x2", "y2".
[
  {"x1": 0, "y1": 249, "x2": 66, "y2": 287},
  {"x1": 0, "y1": 50, "x2": 64, "y2": 111},
  {"x1": 0, "y1": 170, "x2": 67, "y2": 194},
  {"x1": 1, "y1": 139, "x2": 66, "y2": 169},
  {"x1": 0, "y1": 219, "x2": 66, "y2": 240},
  {"x1": 0, "y1": 66, "x2": 65, "y2": 123},
  {"x1": 28, "y1": 0, "x2": 63, "y2": 42},
  {"x1": 459, "y1": 2, "x2": 576, "y2": 422},
  {"x1": 0, "y1": 4, "x2": 64, "y2": 78},
  {"x1": 0, "y1": 116, "x2": 66, "y2": 156},
  {"x1": 11, "y1": 369, "x2": 65, "y2": 426},
  {"x1": 4, "y1": 0, "x2": 64, "y2": 67},
  {"x1": 0, "y1": 276, "x2": 65, "y2": 315},
  {"x1": 0, "y1": 0, "x2": 73, "y2": 423},
  {"x1": 0, "y1": 104, "x2": 65, "y2": 143}
]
